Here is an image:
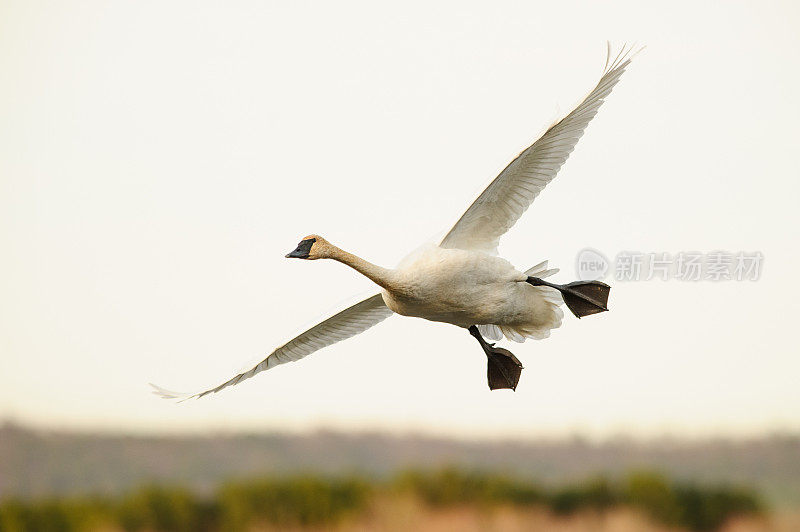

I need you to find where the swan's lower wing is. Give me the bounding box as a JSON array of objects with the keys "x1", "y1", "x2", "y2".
[
  {"x1": 440, "y1": 44, "x2": 640, "y2": 254},
  {"x1": 151, "y1": 293, "x2": 393, "y2": 400}
]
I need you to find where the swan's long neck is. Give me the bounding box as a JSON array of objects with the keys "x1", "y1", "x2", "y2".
[{"x1": 328, "y1": 247, "x2": 396, "y2": 291}]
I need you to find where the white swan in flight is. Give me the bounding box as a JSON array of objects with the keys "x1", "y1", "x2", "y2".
[{"x1": 153, "y1": 44, "x2": 638, "y2": 399}]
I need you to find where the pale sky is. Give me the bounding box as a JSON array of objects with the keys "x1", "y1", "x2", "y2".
[{"x1": 1, "y1": 0, "x2": 799, "y2": 439}]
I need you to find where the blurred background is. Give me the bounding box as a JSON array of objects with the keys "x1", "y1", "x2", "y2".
[{"x1": 1, "y1": 1, "x2": 799, "y2": 530}]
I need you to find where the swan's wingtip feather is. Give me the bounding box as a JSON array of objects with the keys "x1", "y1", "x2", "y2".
[
  {"x1": 149, "y1": 383, "x2": 195, "y2": 401},
  {"x1": 602, "y1": 42, "x2": 646, "y2": 76}
]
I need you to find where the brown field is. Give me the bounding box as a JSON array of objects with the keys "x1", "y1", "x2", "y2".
[{"x1": 217, "y1": 499, "x2": 800, "y2": 532}]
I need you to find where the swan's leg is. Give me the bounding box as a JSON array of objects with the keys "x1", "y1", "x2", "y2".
[
  {"x1": 468, "y1": 325, "x2": 523, "y2": 391},
  {"x1": 527, "y1": 277, "x2": 610, "y2": 319}
]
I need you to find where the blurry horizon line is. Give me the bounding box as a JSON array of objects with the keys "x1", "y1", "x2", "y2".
[{"x1": 3, "y1": 417, "x2": 798, "y2": 444}]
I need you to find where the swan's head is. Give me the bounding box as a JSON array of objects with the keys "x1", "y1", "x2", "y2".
[{"x1": 285, "y1": 234, "x2": 330, "y2": 260}]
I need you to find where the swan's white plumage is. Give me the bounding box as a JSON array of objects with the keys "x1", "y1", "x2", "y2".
[
  {"x1": 150, "y1": 293, "x2": 392, "y2": 400},
  {"x1": 477, "y1": 260, "x2": 561, "y2": 342},
  {"x1": 381, "y1": 246, "x2": 564, "y2": 343},
  {"x1": 154, "y1": 45, "x2": 636, "y2": 399},
  {"x1": 440, "y1": 44, "x2": 638, "y2": 255}
]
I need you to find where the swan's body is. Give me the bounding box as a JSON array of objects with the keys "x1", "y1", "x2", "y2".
[
  {"x1": 153, "y1": 44, "x2": 637, "y2": 400},
  {"x1": 381, "y1": 245, "x2": 563, "y2": 341}
]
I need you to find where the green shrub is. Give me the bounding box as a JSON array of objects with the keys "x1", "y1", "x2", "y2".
[
  {"x1": 117, "y1": 486, "x2": 203, "y2": 532},
  {"x1": 0, "y1": 498, "x2": 109, "y2": 532},
  {"x1": 673, "y1": 484, "x2": 763, "y2": 531},
  {"x1": 217, "y1": 476, "x2": 369, "y2": 530},
  {"x1": 549, "y1": 476, "x2": 618, "y2": 515},
  {"x1": 623, "y1": 471, "x2": 763, "y2": 531},
  {"x1": 394, "y1": 468, "x2": 542, "y2": 508},
  {"x1": 624, "y1": 471, "x2": 682, "y2": 525}
]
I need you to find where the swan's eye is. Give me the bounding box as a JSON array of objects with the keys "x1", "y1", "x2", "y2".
[{"x1": 285, "y1": 238, "x2": 316, "y2": 259}]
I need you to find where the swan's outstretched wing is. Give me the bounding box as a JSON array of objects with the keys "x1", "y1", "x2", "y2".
[
  {"x1": 440, "y1": 44, "x2": 640, "y2": 254},
  {"x1": 151, "y1": 293, "x2": 393, "y2": 400}
]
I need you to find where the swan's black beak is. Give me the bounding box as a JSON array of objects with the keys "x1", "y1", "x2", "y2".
[{"x1": 285, "y1": 238, "x2": 316, "y2": 259}]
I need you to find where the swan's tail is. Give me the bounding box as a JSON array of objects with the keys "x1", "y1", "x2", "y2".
[
  {"x1": 476, "y1": 260, "x2": 564, "y2": 343},
  {"x1": 523, "y1": 259, "x2": 560, "y2": 279}
]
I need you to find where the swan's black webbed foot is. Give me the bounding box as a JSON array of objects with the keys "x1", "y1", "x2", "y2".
[
  {"x1": 527, "y1": 277, "x2": 610, "y2": 319},
  {"x1": 468, "y1": 325, "x2": 523, "y2": 391}
]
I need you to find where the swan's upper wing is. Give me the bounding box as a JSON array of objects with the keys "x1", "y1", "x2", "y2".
[
  {"x1": 151, "y1": 293, "x2": 393, "y2": 400},
  {"x1": 440, "y1": 44, "x2": 639, "y2": 254}
]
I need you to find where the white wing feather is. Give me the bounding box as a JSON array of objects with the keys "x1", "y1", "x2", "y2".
[
  {"x1": 440, "y1": 44, "x2": 640, "y2": 254},
  {"x1": 151, "y1": 293, "x2": 393, "y2": 400}
]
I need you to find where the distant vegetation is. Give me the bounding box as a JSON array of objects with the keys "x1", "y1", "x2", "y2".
[
  {"x1": 3, "y1": 423, "x2": 799, "y2": 508},
  {"x1": 0, "y1": 469, "x2": 762, "y2": 532},
  {"x1": 397, "y1": 469, "x2": 762, "y2": 531}
]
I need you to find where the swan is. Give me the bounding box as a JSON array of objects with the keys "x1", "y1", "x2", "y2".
[{"x1": 153, "y1": 44, "x2": 638, "y2": 399}]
